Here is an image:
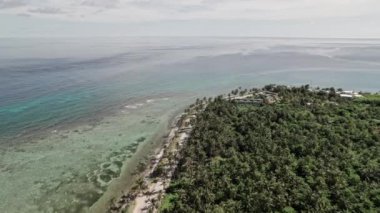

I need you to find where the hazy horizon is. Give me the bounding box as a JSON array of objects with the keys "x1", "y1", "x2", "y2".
[{"x1": 2, "y1": 0, "x2": 380, "y2": 38}]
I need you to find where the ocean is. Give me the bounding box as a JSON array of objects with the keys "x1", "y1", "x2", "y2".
[{"x1": 0, "y1": 37, "x2": 380, "y2": 212}]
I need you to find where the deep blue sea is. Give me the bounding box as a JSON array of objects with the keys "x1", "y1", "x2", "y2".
[{"x1": 0, "y1": 37, "x2": 380, "y2": 212}]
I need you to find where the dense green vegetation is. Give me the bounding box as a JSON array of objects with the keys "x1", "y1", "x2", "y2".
[{"x1": 161, "y1": 85, "x2": 380, "y2": 212}]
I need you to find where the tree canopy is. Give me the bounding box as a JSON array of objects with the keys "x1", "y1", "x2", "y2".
[{"x1": 161, "y1": 85, "x2": 380, "y2": 212}]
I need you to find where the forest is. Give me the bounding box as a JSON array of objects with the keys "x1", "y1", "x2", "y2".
[{"x1": 160, "y1": 85, "x2": 380, "y2": 212}]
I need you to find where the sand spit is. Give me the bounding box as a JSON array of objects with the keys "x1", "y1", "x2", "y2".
[{"x1": 107, "y1": 101, "x2": 206, "y2": 213}]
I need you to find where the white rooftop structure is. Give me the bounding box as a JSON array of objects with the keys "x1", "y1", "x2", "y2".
[{"x1": 340, "y1": 94, "x2": 354, "y2": 98}]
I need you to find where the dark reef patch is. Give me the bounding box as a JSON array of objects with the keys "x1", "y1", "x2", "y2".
[
  {"x1": 113, "y1": 160, "x2": 123, "y2": 169},
  {"x1": 99, "y1": 174, "x2": 112, "y2": 183},
  {"x1": 136, "y1": 136, "x2": 146, "y2": 143}
]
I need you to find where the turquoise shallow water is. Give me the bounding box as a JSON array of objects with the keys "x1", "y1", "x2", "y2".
[{"x1": 0, "y1": 37, "x2": 380, "y2": 212}]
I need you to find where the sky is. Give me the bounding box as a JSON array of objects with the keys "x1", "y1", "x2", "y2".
[{"x1": 1, "y1": 0, "x2": 380, "y2": 38}]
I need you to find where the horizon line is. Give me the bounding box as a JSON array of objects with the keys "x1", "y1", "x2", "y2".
[{"x1": 1, "y1": 35, "x2": 380, "y2": 40}]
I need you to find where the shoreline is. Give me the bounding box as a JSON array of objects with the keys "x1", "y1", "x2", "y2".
[
  {"x1": 107, "y1": 100, "x2": 206, "y2": 213},
  {"x1": 89, "y1": 105, "x2": 187, "y2": 213}
]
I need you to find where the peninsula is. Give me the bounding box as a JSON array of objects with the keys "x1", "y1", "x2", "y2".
[{"x1": 110, "y1": 85, "x2": 380, "y2": 212}]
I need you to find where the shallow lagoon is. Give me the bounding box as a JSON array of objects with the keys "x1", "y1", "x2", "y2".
[
  {"x1": 0, "y1": 96, "x2": 188, "y2": 212},
  {"x1": 0, "y1": 37, "x2": 380, "y2": 212}
]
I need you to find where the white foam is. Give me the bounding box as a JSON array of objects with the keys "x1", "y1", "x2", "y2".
[
  {"x1": 125, "y1": 102, "x2": 144, "y2": 109},
  {"x1": 125, "y1": 105, "x2": 138, "y2": 109}
]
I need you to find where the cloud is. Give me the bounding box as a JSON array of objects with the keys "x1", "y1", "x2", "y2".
[
  {"x1": 0, "y1": 0, "x2": 26, "y2": 9},
  {"x1": 81, "y1": 0, "x2": 120, "y2": 8},
  {"x1": 28, "y1": 7, "x2": 65, "y2": 14},
  {"x1": 0, "y1": 0, "x2": 379, "y2": 23}
]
